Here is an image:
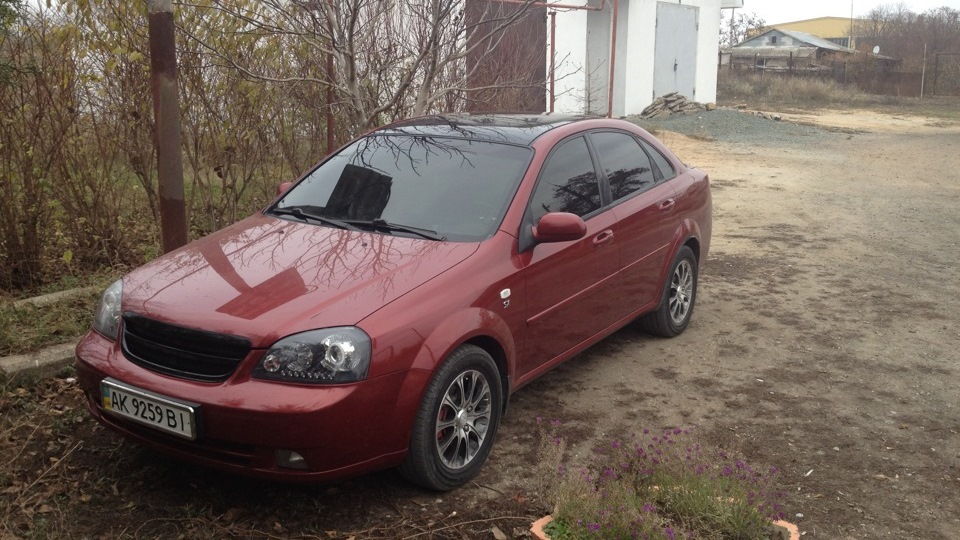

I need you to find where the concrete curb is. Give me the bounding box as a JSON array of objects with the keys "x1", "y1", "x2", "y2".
[
  {"x1": 11, "y1": 286, "x2": 100, "y2": 309},
  {"x1": 0, "y1": 342, "x2": 76, "y2": 379}
]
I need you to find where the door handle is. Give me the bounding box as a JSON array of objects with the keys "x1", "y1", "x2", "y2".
[
  {"x1": 659, "y1": 198, "x2": 676, "y2": 212},
  {"x1": 593, "y1": 230, "x2": 614, "y2": 247}
]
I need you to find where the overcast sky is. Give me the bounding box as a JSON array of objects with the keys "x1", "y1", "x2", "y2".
[{"x1": 742, "y1": 1, "x2": 960, "y2": 24}]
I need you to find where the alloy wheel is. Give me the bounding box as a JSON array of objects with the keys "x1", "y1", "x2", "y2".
[
  {"x1": 669, "y1": 259, "x2": 694, "y2": 325},
  {"x1": 434, "y1": 369, "x2": 492, "y2": 470}
]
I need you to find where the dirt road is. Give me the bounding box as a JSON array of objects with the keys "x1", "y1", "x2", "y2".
[{"x1": 489, "y1": 109, "x2": 960, "y2": 539}]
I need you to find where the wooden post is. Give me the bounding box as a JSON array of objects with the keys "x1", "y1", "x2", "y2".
[
  {"x1": 549, "y1": 11, "x2": 556, "y2": 113},
  {"x1": 326, "y1": 51, "x2": 335, "y2": 155},
  {"x1": 148, "y1": 0, "x2": 188, "y2": 253},
  {"x1": 606, "y1": 0, "x2": 619, "y2": 118},
  {"x1": 933, "y1": 53, "x2": 939, "y2": 96}
]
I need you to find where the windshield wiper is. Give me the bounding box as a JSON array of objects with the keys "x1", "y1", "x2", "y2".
[
  {"x1": 269, "y1": 206, "x2": 360, "y2": 232},
  {"x1": 345, "y1": 219, "x2": 445, "y2": 241}
]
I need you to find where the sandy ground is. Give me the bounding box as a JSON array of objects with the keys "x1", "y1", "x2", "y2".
[
  {"x1": 483, "y1": 108, "x2": 960, "y2": 539},
  {"x1": 777, "y1": 108, "x2": 958, "y2": 134}
]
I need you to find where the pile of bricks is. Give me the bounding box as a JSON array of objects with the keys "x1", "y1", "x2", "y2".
[{"x1": 639, "y1": 92, "x2": 713, "y2": 119}]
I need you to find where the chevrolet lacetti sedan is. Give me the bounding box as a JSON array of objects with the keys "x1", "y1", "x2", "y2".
[{"x1": 76, "y1": 114, "x2": 711, "y2": 491}]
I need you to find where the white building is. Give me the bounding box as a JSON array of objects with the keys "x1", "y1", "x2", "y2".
[{"x1": 548, "y1": 0, "x2": 736, "y2": 116}]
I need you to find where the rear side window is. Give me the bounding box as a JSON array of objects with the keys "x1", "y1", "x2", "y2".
[
  {"x1": 638, "y1": 138, "x2": 676, "y2": 181},
  {"x1": 528, "y1": 137, "x2": 601, "y2": 221},
  {"x1": 590, "y1": 132, "x2": 656, "y2": 201}
]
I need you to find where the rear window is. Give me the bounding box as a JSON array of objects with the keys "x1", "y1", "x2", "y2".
[{"x1": 275, "y1": 136, "x2": 532, "y2": 242}]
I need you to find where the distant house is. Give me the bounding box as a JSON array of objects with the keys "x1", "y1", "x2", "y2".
[
  {"x1": 725, "y1": 29, "x2": 858, "y2": 72},
  {"x1": 753, "y1": 16, "x2": 867, "y2": 50}
]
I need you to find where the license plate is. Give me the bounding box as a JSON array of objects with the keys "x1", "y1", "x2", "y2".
[{"x1": 100, "y1": 378, "x2": 199, "y2": 440}]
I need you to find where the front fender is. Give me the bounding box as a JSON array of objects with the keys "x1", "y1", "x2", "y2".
[
  {"x1": 407, "y1": 307, "x2": 516, "y2": 379},
  {"x1": 374, "y1": 307, "x2": 517, "y2": 456}
]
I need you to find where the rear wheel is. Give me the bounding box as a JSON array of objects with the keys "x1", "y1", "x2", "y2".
[
  {"x1": 400, "y1": 345, "x2": 502, "y2": 491},
  {"x1": 640, "y1": 245, "x2": 698, "y2": 337}
]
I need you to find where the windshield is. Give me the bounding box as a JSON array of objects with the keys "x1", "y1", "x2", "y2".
[{"x1": 271, "y1": 135, "x2": 533, "y2": 242}]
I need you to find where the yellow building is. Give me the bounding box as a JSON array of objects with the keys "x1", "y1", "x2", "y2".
[{"x1": 756, "y1": 17, "x2": 868, "y2": 50}]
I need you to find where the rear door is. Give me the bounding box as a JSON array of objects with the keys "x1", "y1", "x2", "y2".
[{"x1": 588, "y1": 131, "x2": 679, "y2": 315}]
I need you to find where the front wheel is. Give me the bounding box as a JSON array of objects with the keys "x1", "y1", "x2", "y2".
[
  {"x1": 400, "y1": 345, "x2": 503, "y2": 491},
  {"x1": 640, "y1": 245, "x2": 698, "y2": 337}
]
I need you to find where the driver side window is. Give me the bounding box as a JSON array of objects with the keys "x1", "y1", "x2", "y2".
[{"x1": 528, "y1": 137, "x2": 601, "y2": 223}]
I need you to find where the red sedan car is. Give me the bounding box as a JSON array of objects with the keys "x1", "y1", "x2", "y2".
[{"x1": 76, "y1": 114, "x2": 711, "y2": 490}]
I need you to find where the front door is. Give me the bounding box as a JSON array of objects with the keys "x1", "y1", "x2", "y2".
[{"x1": 518, "y1": 136, "x2": 622, "y2": 377}]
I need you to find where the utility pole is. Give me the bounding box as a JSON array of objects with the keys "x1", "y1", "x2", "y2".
[
  {"x1": 148, "y1": 0, "x2": 188, "y2": 253},
  {"x1": 849, "y1": 1, "x2": 855, "y2": 49},
  {"x1": 730, "y1": 7, "x2": 736, "y2": 47}
]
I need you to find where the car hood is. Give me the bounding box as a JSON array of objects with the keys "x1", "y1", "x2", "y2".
[{"x1": 122, "y1": 214, "x2": 479, "y2": 348}]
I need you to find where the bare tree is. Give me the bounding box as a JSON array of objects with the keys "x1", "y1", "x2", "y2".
[
  {"x1": 180, "y1": 0, "x2": 544, "y2": 134},
  {"x1": 719, "y1": 10, "x2": 765, "y2": 48},
  {"x1": 857, "y1": 5, "x2": 960, "y2": 70}
]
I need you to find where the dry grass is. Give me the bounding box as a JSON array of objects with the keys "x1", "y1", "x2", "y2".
[
  {"x1": 717, "y1": 71, "x2": 896, "y2": 109},
  {"x1": 0, "y1": 295, "x2": 97, "y2": 357},
  {"x1": 0, "y1": 289, "x2": 105, "y2": 357},
  {"x1": 717, "y1": 70, "x2": 960, "y2": 121},
  {"x1": 0, "y1": 372, "x2": 539, "y2": 539}
]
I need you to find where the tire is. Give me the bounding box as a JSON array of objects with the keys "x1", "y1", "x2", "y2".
[
  {"x1": 640, "y1": 245, "x2": 698, "y2": 337},
  {"x1": 399, "y1": 344, "x2": 503, "y2": 491}
]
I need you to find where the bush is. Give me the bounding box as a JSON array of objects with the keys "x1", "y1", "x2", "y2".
[
  {"x1": 540, "y1": 423, "x2": 787, "y2": 539},
  {"x1": 717, "y1": 70, "x2": 864, "y2": 107}
]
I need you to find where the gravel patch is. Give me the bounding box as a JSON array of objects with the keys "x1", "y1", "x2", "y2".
[{"x1": 629, "y1": 108, "x2": 842, "y2": 147}]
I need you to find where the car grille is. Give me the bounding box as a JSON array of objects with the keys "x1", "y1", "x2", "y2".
[{"x1": 121, "y1": 313, "x2": 252, "y2": 382}]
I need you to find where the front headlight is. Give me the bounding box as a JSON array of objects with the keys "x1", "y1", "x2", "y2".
[
  {"x1": 253, "y1": 327, "x2": 372, "y2": 384},
  {"x1": 92, "y1": 279, "x2": 123, "y2": 340}
]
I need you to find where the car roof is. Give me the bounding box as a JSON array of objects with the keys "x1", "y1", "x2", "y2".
[{"x1": 376, "y1": 114, "x2": 601, "y2": 146}]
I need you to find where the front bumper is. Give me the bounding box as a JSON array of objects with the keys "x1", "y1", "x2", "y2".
[{"x1": 75, "y1": 330, "x2": 427, "y2": 483}]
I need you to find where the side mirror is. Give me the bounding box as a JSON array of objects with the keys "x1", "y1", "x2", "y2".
[
  {"x1": 532, "y1": 212, "x2": 587, "y2": 244},
  {"x1": 276, "y1": 181, "x2": 293, "y2": 197}
]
